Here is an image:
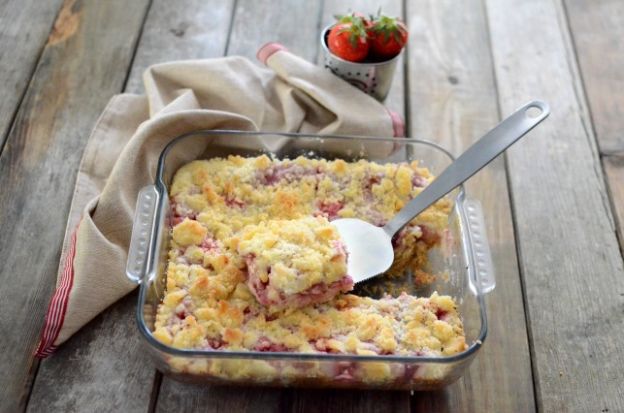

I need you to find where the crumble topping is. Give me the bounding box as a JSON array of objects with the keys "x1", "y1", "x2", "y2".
[
  {"x1": 238, "y1": 216, "x2": 348, "y2": 295},
  {"x1": 154, "y1": 290, "x2": 466, "y2": 358},
  {"x1": 237, "y1": 216, "x2": 352, "y2": 308},
  {"x1": 154, "y1": 155, "x2": 466, "y2": 363}
]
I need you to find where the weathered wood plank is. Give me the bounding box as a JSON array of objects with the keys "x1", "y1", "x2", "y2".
[
  {"x1": 226, "y1": 0, "x2": 321, "y2": 63},
  {"x1": 0, "y1": 1, "x2": 151, "y2": 412},
  {"x1": 565, "y1": 0, "x2": 624, "y2": 155},
  {"x1": 565, "y1": 0, "x2": 624, "y2": 252},
  {"x1": 157, "y1": 386, "x2": 409, "y2": 413},
  {"x1": 156, "y1": 381, "x2": 285, "y2": 413},
  {"x1": 485, "y1": 0, "x2": 624, "y2": 411},
  {"x1": 125, "y1": 0, "x2": 236, "y2": 94},
  {"x1": 0, "y1": 0, "x2": 64, "y2": 150},
  {"x1": 405, "y1": 1, "x2": 535, "y2": 411},
  {"x1": 288, "y1": 390, "x2": 410, "y2": 413},
  {"x1": 411, "y1": 391, "x2": 452, "y2": 413},
  {"x1": 26, "y1": 1, "x2": 236, "y2": 412},
  {"x1": 28, "y1": 294, "x2": 154, "y2": 413}
]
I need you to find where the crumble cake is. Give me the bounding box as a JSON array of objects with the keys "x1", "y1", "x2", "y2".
[
  {"x1": 237, "y1": 216, "x2": 353, "y2": 309},
  {"x1": 153, "y1": 155, "x2": 466, "y2": 378}
]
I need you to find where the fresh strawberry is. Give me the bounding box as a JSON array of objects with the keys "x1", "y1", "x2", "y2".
[
  {"x1": 327, "y1": 20, "x2": 370, "y2": 62},
  {"x1": 368, "y1": 14, "x2": 408, "y2": 59}
]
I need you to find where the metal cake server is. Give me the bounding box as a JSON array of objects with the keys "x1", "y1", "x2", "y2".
[{"x1": 333, "y1": 100, "x2": 550, "y2": 284}]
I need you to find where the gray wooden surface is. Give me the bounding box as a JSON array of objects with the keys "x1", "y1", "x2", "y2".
[
  {"x1": 0, "y1": 0, "x2": 63, "y2": 148},
  {"x1": 565, "y1": 0, "x2": 624, "y2": 252},
  {"x1": 28, "y1": 1, "x2": 234, "y2": 412},
  {"x1": 0, "y1": 1, "x2": 150, "y2": 412},
  {"x1": 1, "y1": 0, "x2": 623, "y2": 412},
  {"x1": 406, "y1": 0, "x2": 535, "y2": 411},
  {"x1": 486, "y1": 0, "x2": 624, "y2": 411}
]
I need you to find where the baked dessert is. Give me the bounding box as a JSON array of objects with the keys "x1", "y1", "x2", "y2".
[
  {"x1": 237, "y1": 216, "x2": 353, "y2": 309},
  {"x1": 155, "y1": 286, "x2": 466, "y2": 357},
  {"x1": 153, "y1": 155, "x2": 466, "y2": 382},
  {"x1": 167, "y1": 154, "x2": 450, "y2": 279}
]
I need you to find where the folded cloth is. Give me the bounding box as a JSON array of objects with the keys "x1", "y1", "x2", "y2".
[{"x1": 35, "y1": 43, "x2": 404, "y2": 357}]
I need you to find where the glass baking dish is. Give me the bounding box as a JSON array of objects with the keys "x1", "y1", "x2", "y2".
[{"x1": 126, "y1": 130, "x2": 495, "y2": 390}]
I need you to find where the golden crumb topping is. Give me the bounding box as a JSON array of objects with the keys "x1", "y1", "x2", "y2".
[
  {"x1": 168, "y1": 155, "x2": 449, "y2": 278},
  {"x1": 172, "y1": 218, "x2": 208, "y2": 246},
  {"x1": 154, "y1": 155, "x2": 465, "y2": 365},
  {"x1": 154, "y1": 286, "x2": 466, "y2": 358},
  {"x1": 237, "y1": 216, "x2": 347, "y2": 295}
]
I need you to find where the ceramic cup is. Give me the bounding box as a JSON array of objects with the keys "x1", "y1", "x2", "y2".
[{"x1": 320, "y1": 25, "x2": 401, "y2": 102}]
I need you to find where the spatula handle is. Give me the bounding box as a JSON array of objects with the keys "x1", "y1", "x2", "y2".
[{"x1": 383, "y1": 100, "x2": 550, "y2": 237}]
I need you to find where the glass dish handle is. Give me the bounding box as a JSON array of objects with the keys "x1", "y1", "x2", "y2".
[
  {"x1": 126, "y1": 185, "x2": 160, "y2": 284},
  {"x1": 465, "y1": 199, "x2": 496, "y2": 293}
]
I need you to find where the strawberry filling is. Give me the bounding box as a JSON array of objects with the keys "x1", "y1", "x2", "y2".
[
  {"x1": 255, "y1": 336, "x2": 289, "y2": 352},
  {"x1": 412, "y1": 174, "x2": 428, "y2": 188},
  {"x1": 200, "y1": 237, "x2": 219, "y2": 253},
  {"x1": 419, "y1": 225, "x2": 441, "y2": 246},
  {"x1": 260, "y1": 164, "x2": 320, "y2": 185},
  {"x1": 170, "y1": 200, "x2": 197, "y2": 225},
  {"x1": 225, "y1": 196, "x2": 245, "y2": 208},
  {"x1": 435, "y1": 308, "x2": 448, "y2": 320},
  {"x1": 316, "y1": 201, "x2": 345, "y2": 220},
  {"x1": 207, "y1": 338, "x2": 224, "y2": 350},
  {"x1": 245, "y1": 252, "x2": 353, "y2": 309}
]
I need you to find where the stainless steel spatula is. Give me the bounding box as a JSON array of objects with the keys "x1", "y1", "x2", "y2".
[{"x1": 333, "y1": 100, "x2": 550, "y2": 284}]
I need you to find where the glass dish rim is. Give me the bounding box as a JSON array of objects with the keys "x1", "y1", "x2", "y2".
[{"x1": 136, "y1": 130, "x2": 488, "y2": 364}]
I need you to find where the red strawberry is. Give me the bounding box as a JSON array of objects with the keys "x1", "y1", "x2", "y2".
[
  {"x1": 368, "y1": 15, "x2": 408, "y2": 59},
  {"x1": 327, "y1": 20, "x2": 369, "y2": 62}
]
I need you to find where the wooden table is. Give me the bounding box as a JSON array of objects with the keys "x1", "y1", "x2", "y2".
[{"x1": 1, "y1": 0, "x2": 623, "y2": 412}]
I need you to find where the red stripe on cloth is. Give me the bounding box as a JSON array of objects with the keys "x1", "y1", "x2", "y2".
[{"x1": 34, "y1": 222, "x2": 80, "y2": 358}]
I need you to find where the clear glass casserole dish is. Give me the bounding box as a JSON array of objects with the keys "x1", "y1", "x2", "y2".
[{"x1": 126, "y1": 130, "x2": 496, "y2": 390}]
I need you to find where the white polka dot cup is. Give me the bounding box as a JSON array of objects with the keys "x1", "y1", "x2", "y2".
[{"x1": 321, "y1": 25, "x2": 401, "y2": 102}]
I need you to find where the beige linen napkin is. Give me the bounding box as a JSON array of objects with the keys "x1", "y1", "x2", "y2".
[{"x1": 35, "y1": 44, "x2": 404, "y2": 357}]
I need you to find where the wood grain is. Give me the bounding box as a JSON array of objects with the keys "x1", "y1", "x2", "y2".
[
  {"x1": 27, "y1": 294, "x2": 154, "y2": 413},
  {"x1": 486, "y1": 0, "x2": 624, "y2": 411},
  {"x1": 565, "y1": 0, "x2": 624, "y2": 252},
  {"x1": 287, "y1": 389, "x2": 410, "y2": 413},
  {"x1": 0, "y1": 1, "x2": 150, "y2": 412},
  {"x1": 565, "y1": 0, "x2": 624, "y2": 155},
  {"x1": 156, "y1": 381, "x2": 285, "y2": 413},
  {"x1": 405, "y1": 1, "x2": 535, "y2": 411},
  {"x1": 125, "y1": 0, "x2": 236, "y2": 94},
  {"x1": 26, "y1": 1, "x2": 236, "y2": 412},
  {"x1": 226, "y1": 0, "x2": 321, "y2": 63},
  {"x1": 0, "y1": 0, "x2": 63, "y2": 150}
]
